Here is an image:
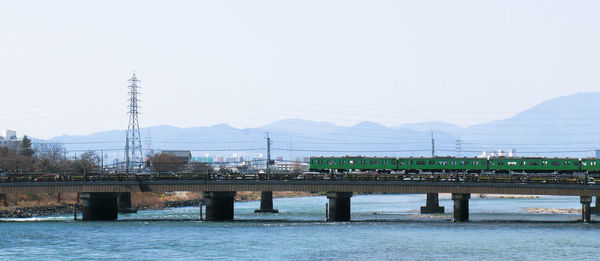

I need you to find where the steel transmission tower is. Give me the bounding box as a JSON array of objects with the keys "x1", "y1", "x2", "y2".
[
  {"x1": 125, "y1": 72, "x2": 143, "y2": 173},
  {"x1": 266, "y1": 133, "x2": 272, "y2": 177}
]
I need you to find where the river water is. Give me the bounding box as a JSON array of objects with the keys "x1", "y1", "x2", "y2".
[{"x1": 1, "y1": 194, "x2": 599, "y2": 260}]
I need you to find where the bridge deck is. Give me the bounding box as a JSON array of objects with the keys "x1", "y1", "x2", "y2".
[{"x1": 2, "y1": 180, "x2": 600, "y2": 196}]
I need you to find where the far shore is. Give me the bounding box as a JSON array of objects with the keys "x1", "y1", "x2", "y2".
[{"x1": 0, "y1": 191, "x2": 320, "y2": 218}]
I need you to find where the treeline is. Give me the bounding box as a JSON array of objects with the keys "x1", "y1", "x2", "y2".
[
  {"x1": 0, "y1": 136, "x2": 99, "y2": 173},
  {"x1": 0, "y1": 136, "x2": 211, "y2": 174}
]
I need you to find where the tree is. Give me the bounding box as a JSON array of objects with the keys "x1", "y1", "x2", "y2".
[
  {"x1": 33, "y1": 142, "x2": 67, "y2": 172},
  {"x1": 71, "y1": 151, "x2": 100, "y2": 173},
  {"x1": 148, "y1": 153, "x2": 186, "y2": 172},
  {"x1": 0, "y1": 147, "x2": 33, "y2": 173},
  {"x1": 190, "y1": 162, "x2": 212, "y2": 174},
  {"x1": 34, "y1": 142, "x2": 66, "y2": 164},
  {"x1": 20, "y1": 135, "x2": 35, "y2": 157}
]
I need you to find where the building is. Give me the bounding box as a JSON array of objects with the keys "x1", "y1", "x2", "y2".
[
  {"x1": 275, "y1": 161, "x2": 309, "y2": 172},
  {"x1": 0, "y1": 129, "x2": 21, "y2": 149},
  {"x1": 160, "y1": 150, "x2": 192, "y2": 163},
  {"x1": 3, "y1": 130, "x2": 16, "y2": 140},
  {"x1": 190, "y1": 156, "x2": 214, "y2": 164}
]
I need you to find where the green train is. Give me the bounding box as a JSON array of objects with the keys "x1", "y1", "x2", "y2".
[{"x1": 309, "y1": 156, "x2": 600, "y2": 174}]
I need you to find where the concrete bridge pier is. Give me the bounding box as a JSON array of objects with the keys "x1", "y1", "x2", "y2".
[
  {"x1": 0, "y1": 193, "x2": 6, "y2": 207},
  {"x1": 327, "y1": 192, "x2": 352, "y2": 222},
  {"x1": 80, "y1": 192, "x2": 119, "y2": 221},
  {"x1": 452, "y1": 193, "x2": 470, "y2": 222},
  {"x1": 581, "y1": 196, "x2": 592, "y2": 223},
  {"x1": 118, "y1": 192, "x2": 138, "y2": 213},
  {"x1": 421, "y1": 193, "x2": 445, "y2": 214},
  {"x1": 590, "y1": 196, "x2": 600, "y2": 215},
  {"x1": 204, "y1": 192, "x2": 236, "y2": 221},
  {"x1": 255, "y1": 191, "x2": 279, "y2": 213}
]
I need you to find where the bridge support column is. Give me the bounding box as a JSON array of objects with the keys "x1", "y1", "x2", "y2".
[
  {"x1": 327, "y1": 192, "x2": 352, "y2": 222},
  {"x1": 590, "y1": 196, "x2": 600, "y2": 215},
  {"x1": 255, "y1": 191, "x2": 279, "y2": 213},
  {"x1": 80, "y1": 193, "x2": 119, "y2": 221},
  {"x1": 581, "y1": 196, "x2": 592, "y2": 223},
  {"x1": 421, "y1": 193, "x2": 445, "y2": 214},
  {"x1": 452, "y1": 193, "x2": 470, "y2": 222},
  {"x1": 118, "y1": 192, "x2": 138, "y2": 213},
  {"x1": 0, "y1": 194, "x2": 6, "y2": 207},
  {"x1": 204, "y1": 192, "x2": 236, "y2": 221}
]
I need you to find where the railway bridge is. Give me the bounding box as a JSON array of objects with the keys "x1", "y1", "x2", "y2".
[{"x1": 2, "y1": 178, "x2": 600, "y2": 222}]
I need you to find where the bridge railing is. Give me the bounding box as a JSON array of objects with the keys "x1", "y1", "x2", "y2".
[{"x1": 1, "y1": 171, "x2": 599, "y2": 185}]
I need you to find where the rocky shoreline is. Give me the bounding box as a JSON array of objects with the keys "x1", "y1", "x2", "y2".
[
  {"x1": 0, "y1": 191, "x2": 318, "y2": 218},
  {"x1": 0, "y1": 204, "x2": 80, "y2": 218},
  {"x1": 0, "y1": 199, "x2": 207, "y2": 218}
]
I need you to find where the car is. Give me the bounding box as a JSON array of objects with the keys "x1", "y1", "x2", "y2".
[{"x1": 34, "y1": 174, "x2": 60, "y2": 182}]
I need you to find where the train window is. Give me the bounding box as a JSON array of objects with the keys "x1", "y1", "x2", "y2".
[
  {"x1": 508, "y1": 161, "x2": 517, "y2": 166},
  {"x1": 438, "y1": 161, "x2": 447, "y2": 165},
  {"x1": 370, "y1": 160, "x2": 378, "y2": 165},
  {"x1": 582, "y1": 162, "x2": 588, "y2": 166},
  {"x1": 551, "y1": 161, "x2": 561, "y2": 166},
  {"x1": 593, "y1": 162, "x2": 597, "y2": 166},
  {"x1": 542, "y1": 161, "x2": 548, "y2": 166},
  {"x1": 416, "y1": 161, "x2": 425, "y2": 165},
  {"x1": 328, "y1": 160, "x2": 337, "y2": 165},
  {"x1": 460, "y1": 161, "x2": 468, "y2": 165},
  {"x1": 399, "y1": 161, "x2": 405, "y2": 165},
  {"x1": 452, "y1": 161, "x2": 457, "y2": 165},
  {"x1": 528, "y1": 162, "x2": 538, "y2": 166},
  {"x1": 564, "y1": 161, "x2": 570, "y2": 166},
  {"x1": 361, "y1": 160, "x2": 366, "y2": 165},
  {"x1": 574, "y1": 162, "x2": 580, "y2": 166},
  {"x1": 497, "y1": 161, "x2": 504, "y2": 165},
  {"x1": 383, "y1": 160, "x2": 388, "y2": 165},
  {"x1": 490, "y1": 162, "x2": 495, "y2": 166},
  {"x1": 520, "y1": 161, "x2": 526, "y2": 165},
  {"x1": 429, "y1": 161, "x2": 434, "y2": 165},
  {"x1": 391, "y1": 160, "x2": 397, "y2": 164},
  {"x1": 473, "y1": 161, "x2": 479, "y2": 165},
  {"x1": 318, "y1": 160, "x2": 324, "y2": 164},
  {"x1": 349, "y1": 160, "x2": 354, "y2": 164}
]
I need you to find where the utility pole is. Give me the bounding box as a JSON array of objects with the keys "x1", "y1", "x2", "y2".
[
  {"x1": 456, "y1": 135, "x2": 462, "y2": 157},
  {"x1": 431, "y1": 131, "x2": 435, "y2": 157},
  {"x1": 266, "y1": 133, "x2": 272, "y2": 178},
  {"x1": 101, "y1": 150, "x2": 104, "y2": 174},
  {"x1": 125, "y1": 72, "x2": 143, "y2": 174}
]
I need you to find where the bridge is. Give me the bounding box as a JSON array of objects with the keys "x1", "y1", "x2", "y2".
[{"x1": 2, "y1": 173, "x2": 600, "y2": 222}]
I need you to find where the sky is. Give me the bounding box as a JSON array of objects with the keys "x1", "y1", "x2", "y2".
[{"x1": 1, "y1": 0, "x2": 599, "y2": 139}]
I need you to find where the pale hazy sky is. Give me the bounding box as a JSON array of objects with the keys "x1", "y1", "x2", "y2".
[{"x1": 1, "y1": 1, "x2": 599, "y2": 139}]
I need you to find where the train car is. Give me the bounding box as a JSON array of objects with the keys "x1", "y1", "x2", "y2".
[
  {"x1": 309, "y1": 156, "x2": 397, "y2": 172},
  {"x1": 489, "y1": 157, "x2": 580, "y2": 173},
  {"x1": 397, "y1": 157, "x2": 486, "y2": 173},
  {"x1": 309, "y1": 156, "x2": 357, "y2": 172},
  {"x1": 309, "y1": 156, "x2": 588, "y2": 175},
  {"x1": 581, "y1": 158, "x2": 600, "y2": 173}
]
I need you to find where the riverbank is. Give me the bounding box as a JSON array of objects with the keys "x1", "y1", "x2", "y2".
[{"x1": 0, "y1": 191, "x2": 320, "y2": 218}]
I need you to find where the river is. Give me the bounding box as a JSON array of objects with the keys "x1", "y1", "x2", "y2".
[{"x1": 1, "y1": 194, "x2": 599, "y2": 260}]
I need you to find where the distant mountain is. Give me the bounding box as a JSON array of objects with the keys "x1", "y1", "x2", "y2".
[
  {"x1": 257, "y1": 118, "x2": 343, "y2": 135},
  {"x1": 394, "y1": 121, "x2": 464, "y2": 135},
  {"x1": 462, "y1": 92, "x2": 600, "y2": 156},
  {"x1": 47, "y1": 92, "x2": 600, "y2": 160}
]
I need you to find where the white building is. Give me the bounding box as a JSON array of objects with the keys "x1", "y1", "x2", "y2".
[
  {"x1": 275, "y1": 161, "x2": 309, "y2": 172},
  {"x1": 3, "y1": 129, "x2": 17, "y2": 140},
  {"x1": 0, "y1": 129, "x2": 21, "y2": 148}
]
